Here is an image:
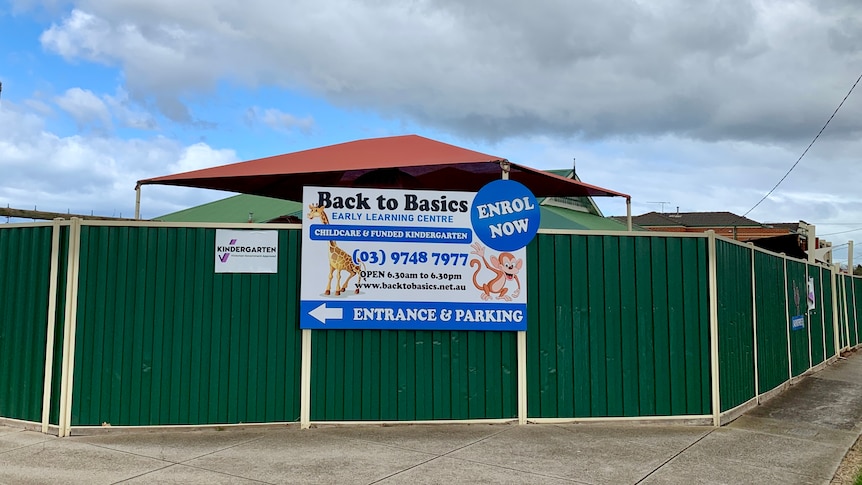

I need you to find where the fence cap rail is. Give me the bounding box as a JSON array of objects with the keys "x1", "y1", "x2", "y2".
[
  {"x1": 0, "y1": 221, "x2": 69, "y2": 229},
  {"x1": 536, "y1": 228, "x2": 708, "y2": 238},
  {"x1": 65, "y1": 220, "x2": 303, "y2": 230},
  {"x1": 714, "y1": 233, "x2": 834, "y2": 268}
]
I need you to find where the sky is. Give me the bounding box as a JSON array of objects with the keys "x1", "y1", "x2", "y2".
[{"x1": 2, "y1": 0, "x2": 862, "y2": 263}]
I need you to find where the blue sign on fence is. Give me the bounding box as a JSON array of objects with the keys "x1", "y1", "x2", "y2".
[
  {"x1": 300, "y1": 300, "x2": 525, "y2": 331},
  {"x1": 791, "y1": 315, "x2": 805, "y2": 331}
]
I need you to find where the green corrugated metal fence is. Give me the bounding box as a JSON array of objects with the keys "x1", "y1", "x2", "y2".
[
  {"x1": 806, "y1": 265, "x2": 832, "y2": 367},
  {"x1": 714, "y1": 240, "x2": 755, "y2": 412},
  {"x1": 0, "y1": 224, "x2": 64, "y2": 424},
  {"x1": 838, "y1": 275, "x2": 858, "y2": 348},
  {"x1": 527, "y1": 234, "x2": 711, "y2": 418},
  {"x1": 786, "y1": 260, "x2": 809, "y2": 378},
  {"x1": 310, "y1": 330, "x2": 517, "y2": 420},
  {"x1": 852, "y1": 276, "x2": 860, "y2": 347},
  {"x1": 822, "y1": 268, "x2": 836, "y2": 359},
  {"x1": 835, "y1": 275, "x2": 850, "y2": 349},
  {"x1": 852, "y1": 276, "x2": 859, "y2": 347},
  {"x1": 48, "y1": 225, "x2": 69, "y2": 427},
  {"x1": 753, "y1": 250, "x2": 790, "y2": 394},
  {"x1": 715, "y1": 238, "x2": 845, "y2": 416},
  {"x1": 69, "y1": 225, "x2": 302, "y2": 426},
  {"x1": 6, "y1": 220, "x2": 862, "y2": 432},
  {"x1": 848, "y1": 278, "x2": 862, "y2": 346}
]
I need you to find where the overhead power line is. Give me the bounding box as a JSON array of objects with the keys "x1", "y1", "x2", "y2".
[
  {"x1": 742, "y1": 70, "x2": 862, "y2": 217},
  {"x1": 819, "y1": 227, "x2": 862, "y2": 237}
]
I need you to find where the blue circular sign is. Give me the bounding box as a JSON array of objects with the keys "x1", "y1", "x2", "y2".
[{"x1": 470, "y1": 179, "x2": 541, "y2": 251}]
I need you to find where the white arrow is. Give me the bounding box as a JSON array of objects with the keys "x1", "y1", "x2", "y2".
[{"x1": 309, "y1": 303, "x2": 343, "y2": 324}]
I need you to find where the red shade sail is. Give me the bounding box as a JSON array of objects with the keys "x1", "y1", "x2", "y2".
[{"x1": 137, "y1": 135, "x2": 629, "y2": 201}]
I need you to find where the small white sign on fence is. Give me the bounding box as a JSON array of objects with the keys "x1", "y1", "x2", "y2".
[
  {"x1": 807, "y1": 276, "x2": 816, "y2": 312},
  {"x1": 214, "y1": 229, "x2": 278, "y2": 273}
]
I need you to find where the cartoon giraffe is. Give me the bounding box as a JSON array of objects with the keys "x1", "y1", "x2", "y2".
[{"x1": 307, "y1": 204, "x2": 362, "y2": 296}]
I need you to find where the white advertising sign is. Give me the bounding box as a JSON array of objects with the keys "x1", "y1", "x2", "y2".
[
  {"x1": 300, "y1": 183, "x2": 540, "y2": 330},
  {"x1": 214, "y1": 229, "x2": 278, "y2": 273}
]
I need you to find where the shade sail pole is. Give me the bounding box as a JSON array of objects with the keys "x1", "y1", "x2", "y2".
[
  {"x1": 501, "y1": 159, "x2": 527, "y2": 424},
  {"x1": 626, "y1": 197, "x2": 632, "y2": 231},
  {"x1": 134, "y1": 183, "x2": 142, "y2": 220}
]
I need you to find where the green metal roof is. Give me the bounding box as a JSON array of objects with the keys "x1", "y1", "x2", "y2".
[
  {"x1": 156, "y1": 194, "x2": 303, "y2": 223},
  {"x1": 157, "y1": 193, "x2": 632, "y2": 231},
  {"x1": 539, "y1": 205, "x2": 633, "y2": 231}
]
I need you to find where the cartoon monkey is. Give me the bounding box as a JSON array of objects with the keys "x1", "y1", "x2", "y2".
[{"x1": 469, "y1": 242, "x2": 522, "y2": 301}]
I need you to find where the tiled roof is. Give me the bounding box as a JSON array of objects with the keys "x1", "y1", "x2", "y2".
[
  {"x1": 763, "y1": 222, "x2": 800, "y2": 232},
  {"x1": 622, "y1": 211, "x2": 762, "y2": 228},
  {"x1": 623, "y1": 212, "x2": 685, "y2": 227}
]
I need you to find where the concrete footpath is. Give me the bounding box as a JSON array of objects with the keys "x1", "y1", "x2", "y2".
[{"x1": 1, "y1": 351, "x2": 861, "y2": 485}]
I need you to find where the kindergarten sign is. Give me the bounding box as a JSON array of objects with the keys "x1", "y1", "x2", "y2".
[
  {"x1": 215, "y1": 229, "x2": 278, "y2": 273},
  {"x1": 299, "y1": 182, "x2": 540, "y2": 330}
]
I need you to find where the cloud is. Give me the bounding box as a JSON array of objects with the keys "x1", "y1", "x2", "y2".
[
  {"x1": 54, "y1": 86, "x2": 160, "y2": 131},
  {"x1": 10, "y1": 0, "x2": 862, "y2": 248},
  {"x1": 494, "y1": 132, "x2": 862, "y2": 250},
  {"x1": 55, "y1": 87, "x2": 112, "y2": 130},
  {"x1": 34, "y1": 1, "x2": 862, "y2": 144},
  {"x1": 40, "y1": 8, "x2": 217, "y2": 124},
  {"x1": 245, "y1": 106, "x2": 314, "y2": 134},
  {"x1": 23, "y1": 99, "x2": 54, "y2": 116},
  {"x1": 0, "y1": 99, "x2": 237, "y2": 219},
  {"x1": 40, "y1": 9, "x2": 111, "y2": 63},
  {"x1": 170, "y1": 141, "x2": 237, "y2": 174},
  {"x1": 103, "y1": 88, "x2": 159, "y2": 130}
]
